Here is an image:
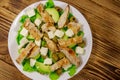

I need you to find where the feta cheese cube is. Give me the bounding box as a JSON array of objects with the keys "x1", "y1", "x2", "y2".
[
  {"x1": 75, "y1": 46, "x2": 84, "y2": 54},
  {"x1": 44, "y1": 58, "x2": 52, "y2": 65},
  {"x1": 47, "y1": 31, "x2": 55, "y2": 39},
  {"x1": 54, "y1": 30, "x2": 64, "y2": 38},
  {"x1": 34, "y1": 18, "x2": 41, "y2": 26},
  {"x1": 26, "y1": 9, "x2": 35, "y2": 17},
  {"x1": 18, "y1": 37, "x2": 28, "y2": 49},
  {"x1": 35, "y1": 39, "x2": 41, "y2": 46},
  {"x1": 20, "y1": 28, "x2": 28, "y2": 37},
  {"x1": 30, "y1": 59, "x2": 36, "y2": 67},
  {"x1": 40, "y1": 47, "x2": 48, "y2": 56},
  {"x1": 65, "y1": 29, "x2": 74, "y2": 37}
]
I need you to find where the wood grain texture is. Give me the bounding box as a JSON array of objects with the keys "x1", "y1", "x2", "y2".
[{"x1": 0, "y1": 0, "x2": 120, "y2": 80}]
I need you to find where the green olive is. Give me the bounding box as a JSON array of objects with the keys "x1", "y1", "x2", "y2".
[
  {"x1": 56, "y1": 68, "x2": 63, "y2": 75},
  {"x1": 57, "y1": 52, "x2": 65, "y2": 59},
  {"x1": 52, "y1": 36, "x2": 58, "y2": 43},
  {"x1": 78, "y1": 40, "x2": 86, "y2": 48},
  {"x1": 44, "y1": 33, "x2": 49, "y2": 38},
  {"x1": 70, "y1": 16, "x2": 76, "y2": 22},
  {"x1": 52, "y1": 53, "x2": 59, "y2": 63},
  {"x1": 55, "y1": 6, "x2": 63, "y2": 12}
]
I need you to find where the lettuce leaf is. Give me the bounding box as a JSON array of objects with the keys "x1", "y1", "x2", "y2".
[
  {"x1": 16, "y1": 33, "x2": 23, "y2": 45},
  {"x1": 20, "y1": 15, "x2": 29, "y2": 23},
  {"x1": 77, "y1": 31, "x2": 84, "y2": 37},
  {"x1": 45, "y1": 0, "x2": 54, "y2": 8},
  {"x1": 68, "y1": 65, "x2": 77, "y2": 76},
  {"x1": 49, "y1": 72, "x2": 60, "y2": 80},
  {"x1": 37, "y1": 56, "x2": 45, "y2": 63},
  {"x1": 23, "y1": 59, "x2": 36, "y2": 72}
]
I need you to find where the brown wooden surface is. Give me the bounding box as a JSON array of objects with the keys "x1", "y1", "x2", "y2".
[{"x1": 0, "y1": 0, "x2": 120, "y2": 80}]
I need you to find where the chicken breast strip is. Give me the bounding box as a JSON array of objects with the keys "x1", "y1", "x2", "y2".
[
  {"x1": 16, "y1": 42, "x2": 35, "y2": 64},
  {"x1": 37, "y1": 4, "x2": 54, "y2": 23},
  {"x1": 58, "y1": 36, "x2": 82, "y2": 47},
  {"x1": 51, "y1": 57, "x2": 70, "y2": 71},
  {"x1": 61, "y1": 48, "x2": 81, "y2": 67},
  {"x1": 68, "y1": 22, "x2": 81, "y2": 34},
  {"x1": 41, "y1": 23, "x2": 56, "y2": 33},
  {"x1": 58, "y1": 5, "x2": 70, "y2": 28},
  {"x1": 44, "y1": 37, "x2": 58, "y2": 52},
  {"x1": 27, "y1": 46, "x2": 40, "y2": 58},
  {"x1": 24, "y1": 19, "x2": 43, "y2": 40}
]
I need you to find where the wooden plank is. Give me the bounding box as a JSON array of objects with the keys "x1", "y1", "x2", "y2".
[
  {"x1": 0, "y1": 0, "x2": 120, "y2": 80},
  {"x1": 0, "y1": 60, "x2": 30, "y2": 80}
]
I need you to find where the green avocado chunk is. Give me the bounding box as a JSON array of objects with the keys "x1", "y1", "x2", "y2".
[
  {"x1": 46, "y1": 8, "x2": 59, "y2": 23},
  {"x1": 35, "y1": 62, "x2": 51, "y2": 74}
]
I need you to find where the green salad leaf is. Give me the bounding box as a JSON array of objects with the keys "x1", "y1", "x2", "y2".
[
  {"x1": 77, "y1": 31, "x2": 84, "y2": 37},
  {"x1": 45, "y1": 0, "x2": 54, "y2": 8},
  {"x1": 48, "y1": 50, "x2": 52, "y2": 58},
  {"x1": 20, "y1": 15, "x2": 29, "y2": 23},
  {"x1": 16, "y1": 26, "x2": 24, "y2": 45},
  {"x1": 16, "y1": 33, "x2": 23, "y2": 45},
  {"x1": 27, "y1": 34, "x2": 35, "y2": 42},
  {"x1": 49, "y1": 72, "x2": 60, "y2": 80},
  {"x1": 59, "y1": 10, "x2": 64, "y2": 16},
  {"x1": 41, "y1": 40, "x2": 47, "y2": 47},
  {"x1": 23, "y1": 59, "x2": 36, "y2": 72},
  {"x1": 68, "y1": 13, "x2": 73, "y2": 20},
  {"x1": 68, "y1": 65, "x2": 77, "y2": 76},
  {"x1": 61, "y1": 27, "x2": 68, "y2": 32},
  {"x1": 30, "y1": 9, "x2": 41, "y2": 23},
  {"x1": 30, "y1": 15, "x2": 36, "y2": 23},
  {"x1": 37, "y1": 56, "x2": 45, "y2": 63}
]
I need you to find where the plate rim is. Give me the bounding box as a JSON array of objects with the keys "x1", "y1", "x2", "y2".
[{"x1": 8, "y1": 0, "x2": 93, "y2": 80}]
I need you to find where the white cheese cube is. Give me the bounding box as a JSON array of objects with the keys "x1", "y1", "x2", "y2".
[
  {"x1": 75, "y1": 46, "x2": 84, "y2": 55},
  {"x1": 54, "y1": 30, "x2": 64, "y2": 38},
  {"x1": 63, "y1": 64, "x2": 72, "y2": 70},
  {"x1": 47, "y1": 31, "x2": 55, "y2": 39},
  {"x1": 26, "y1": 9, "x2": 35, "y2": 17},
  {"x1": 35, "y1": 39, "x2": 41, "y2": 46},
  {"x1": 18, "y1": 37, "x2": 28, "y2": 49},
  {"x1": 40, "y1": 47, "x2": 48, "y2": 56},
  {"x1": 34, "y1": 18, "x2": 41, "y2": 26},
  {"x1": 30, "y1": 59, "x2": 36, "y2": 67},
  {"x1": 20, "y1": 28, "x2": 28, "y2": 37},
  {"x1": 65, "y1": 29, "x2": 74, "y2": 37},
  {"x1": 44, "y1": 58, "x2": 52, "y2": 65}
]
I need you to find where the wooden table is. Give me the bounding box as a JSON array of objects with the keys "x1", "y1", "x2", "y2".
[{"x1": 0, "y1": 0, "x2": 120, "y2": 80}]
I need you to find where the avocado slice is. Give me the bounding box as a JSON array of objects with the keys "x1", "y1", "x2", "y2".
[
  {"x1": 35, "y1": 62, "x2": 51, "y2": 74},
  {"x1": 46, "y1": 8, "x2": 59, "y2": 23}
]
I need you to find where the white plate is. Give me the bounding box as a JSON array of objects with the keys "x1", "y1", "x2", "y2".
[{"x1": 8, "y1": 1, "x2": 92, "y2": 80}]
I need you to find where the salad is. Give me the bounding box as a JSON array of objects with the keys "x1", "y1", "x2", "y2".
[{"x1": 16, "y1": 0, "x2": 85, "y2": 80}]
